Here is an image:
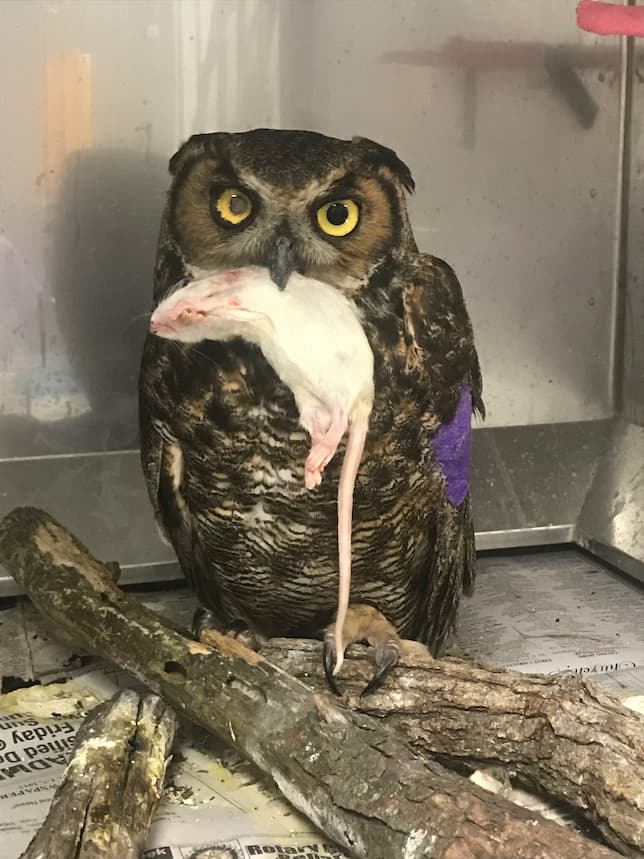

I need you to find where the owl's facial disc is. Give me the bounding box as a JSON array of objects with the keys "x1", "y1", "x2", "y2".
[{"x1": 171, "y1": 149, "x2": 405, "y2": 286}]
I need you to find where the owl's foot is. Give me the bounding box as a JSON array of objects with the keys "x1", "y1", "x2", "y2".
[
  {"x1": 192, "y1": 607, "x2": 263, "y2": 651},
  {"x1": 322, "y1": 604, "x2": 402, "y2": 697}
]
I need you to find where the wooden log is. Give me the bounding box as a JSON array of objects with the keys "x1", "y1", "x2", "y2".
[
  {"x1": 19, "y1": 690, "x2": 177, "y2": 859},
  {"x1": 0, "y1": 506, "x2": 629, "y2": 859},
  {"x1": 261, "y1": 638, "x2": 644, "y2": 858}
]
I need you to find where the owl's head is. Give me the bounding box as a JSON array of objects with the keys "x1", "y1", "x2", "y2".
[{"x1": 161, "y1": 129, "x2": 416, "y2": 293}]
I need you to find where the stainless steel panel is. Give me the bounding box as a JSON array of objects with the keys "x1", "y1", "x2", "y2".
[
  {"x1": 0, "y1": 0, "x2": 638, "y2": 591},
  {"x1": 0, "y1": 0, "x2": 175, "y2": 457},
  {"x1": 0, "y1": 451, "x2": 177, "y2": 598},
  {"x1": 471, "y1": 419, "x2": 611, "y2": 539},
  {"x1": 578, "y1": 420, "x2": 644, "y2": 586},
  {"x1": 572, "y1": 15, "x2": 644, "y2": 586},
  {"x1": 622, "y1": 33, "x2": 644, "y2": 425},
  {"x1": 304, "y1": 2, "x2": 623, "y2": 427},
  {"x1": 0, "y1": 1, "x2": 623, "y2": 448}
]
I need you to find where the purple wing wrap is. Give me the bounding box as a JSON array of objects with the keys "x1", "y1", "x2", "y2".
[{"x1": 433, "y1": 385, "x2": 472, "y2": 506}]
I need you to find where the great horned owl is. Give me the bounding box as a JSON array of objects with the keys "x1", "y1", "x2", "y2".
[{"x1": 139, "y1": 129, "x2": 483, "y2": 693}]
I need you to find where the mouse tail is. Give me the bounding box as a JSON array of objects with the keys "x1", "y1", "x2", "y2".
[{"x1": 334, "y1": 420, "x2": 368, "y2": 675}]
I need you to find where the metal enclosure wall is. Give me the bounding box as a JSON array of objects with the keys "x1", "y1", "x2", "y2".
[{"x1": 0, "y1": 0, "x2": 641, "y2": 593}]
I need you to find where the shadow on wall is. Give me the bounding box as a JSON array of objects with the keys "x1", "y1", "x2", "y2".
[
  {"x1": 52, "y1": 148, "x2": 168, "y2": 446},
  {"x1": 0, "y1": 149, "x2": 169, "y2": 459}
]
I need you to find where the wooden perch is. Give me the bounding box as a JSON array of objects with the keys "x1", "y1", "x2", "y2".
[
  {"x1": 261, "y1": 639, "x2": 644, "y2": 858},
  {"x1": 20, "y1": 690, "x2": 177, "y2": 859},
  {"x1": 0, "y1": 506, "x2": 634, "y2": 859}
]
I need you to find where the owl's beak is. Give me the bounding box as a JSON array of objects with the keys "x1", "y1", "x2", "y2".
[{"x1": 268, "y1": 235, "x2": 295, "y2": 290}]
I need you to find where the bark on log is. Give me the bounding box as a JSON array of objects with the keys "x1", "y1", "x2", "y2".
[
  {"x1": 0, "y1": 506, "x2": 630, "y2": 859},
  {"x1": 261, "y1": 638, "x2": 644, "y2": 858},
  {"x1": 19, "y1": 690, "x2": 177, "y2": 859}
]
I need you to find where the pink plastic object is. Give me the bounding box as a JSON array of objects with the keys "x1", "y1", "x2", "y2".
[{"x1": 577, "y1": 0, "x2": 644, "y2": 37}]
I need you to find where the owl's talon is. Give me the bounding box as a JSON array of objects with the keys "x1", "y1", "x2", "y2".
[
  {"x1": 192, "y1": 607, "x2": 220, "y2": 641},
  {"x1": 361, "y1": 640, "x2": 400, "y2": 697},
  {"x1": 323, "y1": 604, "x2": 402, "y2": 697},
  {"x1": 192, "y1": 608, "x2": 262, "y2": 650},
  {"x1": 322, "y1": 635, "x2": 343, "y2": 696}
]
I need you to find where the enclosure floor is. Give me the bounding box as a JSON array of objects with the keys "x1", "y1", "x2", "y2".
[{"x1": 454, "y1": 548, "x2": 644, "y2": 684}]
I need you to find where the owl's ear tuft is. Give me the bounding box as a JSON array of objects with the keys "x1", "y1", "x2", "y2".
[
  {"x1": 168, "y1": 133, "x2": 230, "y2": 177},
  {"x1": 351, "y1": 136, "x2": 415, "y2": 194}
]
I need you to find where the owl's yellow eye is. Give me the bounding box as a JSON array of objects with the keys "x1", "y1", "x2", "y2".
[
  {"x1": 212, "y1": 187, "x2": 253, "y2": 226},
  {"x1": 316, "y1": 199, "x2": 360, "y2": 237}
]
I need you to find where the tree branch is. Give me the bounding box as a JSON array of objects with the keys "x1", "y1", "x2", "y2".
[
  {"x1": 20, "y1": 690, "x2": 177, "y2": 859},
  {"x1": 261, "y1": 638, "x2": 644, "y2": 857},
  {"x1": 0, "y1": 506, "x2": 634, "y2": 859}
]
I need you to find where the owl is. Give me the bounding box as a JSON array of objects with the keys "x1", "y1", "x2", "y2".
[{"x1": 139, "y1": 129, "x2": 484, "y2": 694}]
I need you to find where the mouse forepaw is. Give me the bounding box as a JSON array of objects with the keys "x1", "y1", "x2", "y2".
[
  {"x1": 303, "y1": 437, "x2": 342, "y2": 489},
  {"x1": 304, "y1": 465, "x2": 323, "y2": 490},
  {"x1": 306, "y1": 439, "x2": 338, "y2": 472}
]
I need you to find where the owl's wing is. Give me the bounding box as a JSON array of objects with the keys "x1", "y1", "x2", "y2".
[
  {"x1": 401, "y1": 253, "x2": 484, "y2": 423},
  {"x1": 400, "y1": 252, "x2": 484, "y2": 653},
  {"x1": 138, "y1": 336, "x2": 211, "y2": 602}
]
